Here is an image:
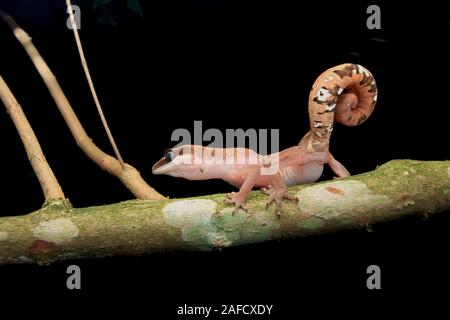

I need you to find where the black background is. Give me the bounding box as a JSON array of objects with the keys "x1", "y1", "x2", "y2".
[{"x1": 0, "y1": 0, "x2": 449, "y2": 317}]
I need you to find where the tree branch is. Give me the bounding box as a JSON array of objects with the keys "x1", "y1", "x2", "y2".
[
  {"x1": 0, "y1": 10, "x2": 164, "y2": 201},
  {"x1": 0, "y1": 75, "x2": 66, "y2": 204},
  {"x1": 0, "y1": 160, "x2": 449, "y2": 265}
]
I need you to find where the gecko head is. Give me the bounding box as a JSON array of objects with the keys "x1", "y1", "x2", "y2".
[{"x1": 152, "y1": 145, "x2": 202, "y2": 179}]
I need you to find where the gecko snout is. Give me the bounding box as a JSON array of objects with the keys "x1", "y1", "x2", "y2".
[{"x1": 152, "y1": 149, "x2": 176, "y2": 174}]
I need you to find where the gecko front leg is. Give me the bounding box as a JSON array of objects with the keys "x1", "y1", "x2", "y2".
[
  {"x1": 262, "y1": 172, "x2": 299, "y2": 218},
  {"x1": 224, "y1": 165, "x2": 260, "y2": 214}
]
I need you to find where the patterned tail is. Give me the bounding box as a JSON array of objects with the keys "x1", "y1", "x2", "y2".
[{"x1": 306, "y1": 63, "x2": 377, "y2": 151}]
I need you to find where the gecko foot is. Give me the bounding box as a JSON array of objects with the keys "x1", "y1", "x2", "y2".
[
  {"x1": 223, "y1": 192, "x2": 248, "y2": 214},
  {"x1": 261, "y1": 186, "x2": 299, "y2": 218}
]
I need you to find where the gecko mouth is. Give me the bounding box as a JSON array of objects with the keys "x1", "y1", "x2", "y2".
[{"x1": 152, "y1": 157, "x2": 170, "y2": 174}]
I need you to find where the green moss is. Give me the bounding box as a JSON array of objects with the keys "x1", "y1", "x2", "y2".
[
  {"x1": 299, "y1": 217, "x2": 324, "y2": 229},
  {"x1": 42, "y1": 198, "x2": 73, "y2": 210}
]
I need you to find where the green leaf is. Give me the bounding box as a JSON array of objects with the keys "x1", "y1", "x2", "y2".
[
  {"x1": 127, "y1": 0, "x2": 144, "y2": 18},
  {"x1": 92, "y1": 0, "x2": 113, "y2": 11},
  {"x1": 97, "y1": 5, "x2": 117, "y2": 26}
]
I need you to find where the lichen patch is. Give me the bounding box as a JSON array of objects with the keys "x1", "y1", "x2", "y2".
[
  {"x1": 296, "y1": 180, "x2": 391, "y2": 228},
  {"x1": 17, "y1": 256, "x2": 32, "y2": 263},
  {"x1": 0, "y1": 231, "x2": 8, "y2": 241},
  {"x1": 32, "y1": 218, "x2": 79, "y2": 244},
  {"x1": 163, "y1": 199, "x2": 217, "y2": 229},
  {"x1": 163, "y1": 199, "x2": 279, "y2": 250}
]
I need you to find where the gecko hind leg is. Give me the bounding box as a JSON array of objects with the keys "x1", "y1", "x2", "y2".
[
  {"x1": 261, "y1": 186, "x2": 299, "y2": 218},
  {"x1": 328, "y1": 154, "x2": 351, "y2": 178}
]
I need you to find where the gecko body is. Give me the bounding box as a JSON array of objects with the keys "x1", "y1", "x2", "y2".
[{"x1": 153, "y1": 64, "x2": 377, "y2": 216}]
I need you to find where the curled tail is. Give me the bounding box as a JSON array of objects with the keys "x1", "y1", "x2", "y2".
[{"x1": 305, "y1": 63, "x2": 377, "y2": 151}]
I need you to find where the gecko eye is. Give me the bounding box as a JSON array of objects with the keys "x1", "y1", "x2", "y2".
[{"x1": 165, "y1": 150, "x2": 175, "y2": 162}]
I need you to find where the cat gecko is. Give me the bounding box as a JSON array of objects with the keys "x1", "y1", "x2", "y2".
[{"x1": 152, "y1": 64, "x2": 377, "y2": 217}]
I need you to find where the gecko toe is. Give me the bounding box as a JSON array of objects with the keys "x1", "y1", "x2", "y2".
[
  {"x1": 232, "y1": 204, "x2": 248, "y2": 214},
  {"x1": 231, "y1": 204, "x2": 247, "y2": 215},
  {"x1": 285, "y1": 195, "x2": 299, "y2": 203},
  {"x1": 275, "y1": 209, "x2": 281, "y2": 218},
  {"x1": 225, "y1": 192, "x2": 248, "y2": 214},
  {"x1": 260, "y1": 187, "x2": 272, "y2": 195},
  {"x1": 225, "y1": 192, "x2": 236, "y2": 199},
  {"x1": 265, "y1": 196, "x2": 275, "y2": 208}
]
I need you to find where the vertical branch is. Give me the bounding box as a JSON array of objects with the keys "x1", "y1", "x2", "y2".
[
  {"x1": 66, "y1": 0, "x2": 125, "y2": 168},
  {"x1": 0, "y1": 75, "x2": 66, "y2": 204}
]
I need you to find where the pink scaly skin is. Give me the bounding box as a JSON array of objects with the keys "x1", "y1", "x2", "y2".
[{"x1": 152, "y1": 64, "x2": 377, "y2": 217}]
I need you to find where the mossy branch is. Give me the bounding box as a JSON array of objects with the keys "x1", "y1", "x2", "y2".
[{"x1": 0, "y1": 160, "x2": 449, "y2": 265}]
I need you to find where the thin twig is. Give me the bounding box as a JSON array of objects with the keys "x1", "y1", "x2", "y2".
[
  {"x1": 66, "y1": 0, "x2": 125, "y2": 168},
  {"x1": 0, "y1": 75, "x2": 66, "y2": 203}
]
